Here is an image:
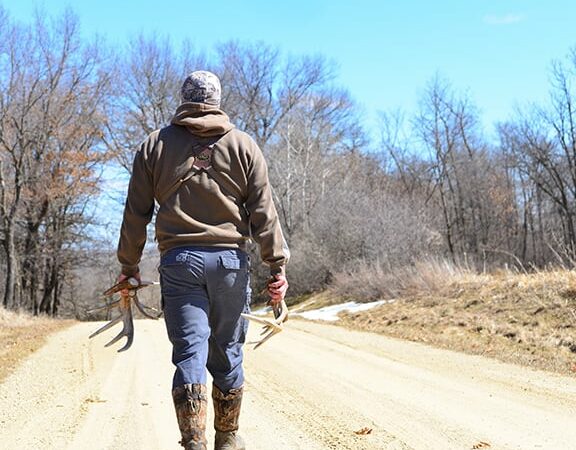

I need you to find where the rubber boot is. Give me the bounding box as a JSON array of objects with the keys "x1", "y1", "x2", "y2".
[
  {"x1": 212, "y1": 384, "x2": 246, "y2": 450},
  {"x1": 172, "y1": 384, "x2": 208, "y2": 450}
]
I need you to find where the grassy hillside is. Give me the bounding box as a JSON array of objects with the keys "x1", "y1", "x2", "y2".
[{"x1": 334, "y1": 269, "x2": 576, "y2": 375}]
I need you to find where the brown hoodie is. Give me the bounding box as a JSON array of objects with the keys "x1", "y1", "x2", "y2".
[{"x1": 117, "y1": 103, "x2": 289, "y2": 276}]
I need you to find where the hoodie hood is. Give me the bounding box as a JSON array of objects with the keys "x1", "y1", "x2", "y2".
[{"x1": 171, "y1": 102, "x2": 235, "y2": 137}]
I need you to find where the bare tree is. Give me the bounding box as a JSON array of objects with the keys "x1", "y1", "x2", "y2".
[
  {"x1": 268, "y1": 87, "x2": 365, "y2": 236},
  {"x1": 216, "y1": 41, "x2": 334, "y2": 148},
  {"x1": 105, "y1": 35, "x2": 205, "y2": 172},
  {"x1": 378, "y1": 76, "x2": 523, "y2": 268},
  {"x1": 494, "y1": 49, "x2": 576, "y2": 265},
  {"x1": 0, "y1": 8, "x2": 112, "y2": 312}
]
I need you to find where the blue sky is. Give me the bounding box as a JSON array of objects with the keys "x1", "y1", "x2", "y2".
[
  {"x1": 3, "y1": 0, "x2": 575, "y2": 245},
  {"x1": 5, "y1": 0, "x2": 576, "y2": 138}
]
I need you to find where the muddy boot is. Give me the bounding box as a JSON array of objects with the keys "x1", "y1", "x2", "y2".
[
  {"x1": 172, "y1": 384, "x2": 208, "y2": 450},
  {"x1": 212, "y1": 384, "x2": 246, "y2": 450}
]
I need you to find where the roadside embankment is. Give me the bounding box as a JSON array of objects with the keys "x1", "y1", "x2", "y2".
[
  {"x1": 0, "y1": 307, "x2": 74, "y2": 382},
  {"x1": 292, "y1": 269, "x2": 576, "y2": 375}
]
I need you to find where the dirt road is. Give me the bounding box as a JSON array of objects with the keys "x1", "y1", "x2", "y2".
[{"x1": 1, "y1": 319, "x2": 576, "y2": 450}]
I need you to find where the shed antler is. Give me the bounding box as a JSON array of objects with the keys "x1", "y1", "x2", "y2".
[
  {"x1": 88, "y1": 277, "x2": 161, "y2": 352},
  {"x1": 241, "y1": 299, "x2": 288, "y2": 349}
]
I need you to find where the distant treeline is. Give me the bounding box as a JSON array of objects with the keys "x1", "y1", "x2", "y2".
[{"x1": 1, "y1": 6, "x2": 576, "y2": 315}]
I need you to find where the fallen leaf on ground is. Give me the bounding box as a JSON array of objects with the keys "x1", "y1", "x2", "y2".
[
  {"x1": 354, "y1": 427, "x2": 373, "y2": 435},
  {"x1": 84, "y1": 397, "x2": 107, "y2": 403}
]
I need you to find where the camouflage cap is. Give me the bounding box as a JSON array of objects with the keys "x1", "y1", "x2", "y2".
[{"x1": 180, "y1": 70, "x2": 221, "y2": 106}]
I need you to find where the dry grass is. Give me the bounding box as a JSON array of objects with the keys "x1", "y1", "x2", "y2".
[
  {"x1": 331, "y1": 258, "x2": 474, "y2": 302},
  {"x1": 0, "y1": 308, "x2": 74, "y2": 383},
  {"x1": 333, "y1": 268, "x2": 576, "y2": 375}
]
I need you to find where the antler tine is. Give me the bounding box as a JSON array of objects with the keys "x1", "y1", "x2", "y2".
[
  {"x1": 251, "y1": 330, "x2": 279, "y2": 349},
  {"x1": 260, "y1": 326, "x2": 273, "y2": 336},
  {"x1": 272, "y1": 300, "x2": 288, "y2": 323},
  {"x1": 242, "y1": 299, "x2": 289, "y2": 349},
  {"x1": 102, "y1": 295, "x2": 134, "y2": 352},
  {"x1": 86, "y1": 299, "x2": 121, "y2": 315},
  {"x1": 133, "y1": 296, "x2": 162, "y2": 319},
  {"x1": 89, "y1": 277, "x2": 160, "y2": 352},
  {"x1": 89, "y1": 313, "x2": 123, "y2": 339}
]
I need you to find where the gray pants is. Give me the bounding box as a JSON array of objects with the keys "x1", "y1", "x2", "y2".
[{"x1": 159, "y1": 246, "x2": 251, "y2": 392}]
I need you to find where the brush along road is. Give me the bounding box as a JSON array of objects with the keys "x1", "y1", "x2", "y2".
[{"x1": 1, "y1": 319, "x2": 575, "y2": 449}]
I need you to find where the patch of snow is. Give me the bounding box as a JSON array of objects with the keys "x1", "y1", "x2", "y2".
[
  {"x1": 289, "y1": 302, "x2": 315, "y2": 313},
  {"x1": 249, "y1": 306, "x2": 272, "y2": 316},
  {"x1": 293, "y1": 299, "x2": 393, "y2": 321}
]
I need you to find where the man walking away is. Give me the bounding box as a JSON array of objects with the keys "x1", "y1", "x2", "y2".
[{"x1": 116, "y1": 70, "x2": 289, "y2": 450}]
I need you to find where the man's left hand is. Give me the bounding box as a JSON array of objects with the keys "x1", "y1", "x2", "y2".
[
  {"x1": 268, "y1": 275, "x2": 288, "y2": 305},
  {"x1": 117, "y1": 272, "x2": 141, "y2": 295}
]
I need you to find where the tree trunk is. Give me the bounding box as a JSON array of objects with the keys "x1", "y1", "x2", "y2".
[
  {"x1": 51, "y1": 275, "x2": 60, "y2": 316},
  {"x1": 39, "y1": 263, "x2": 57, "y2": 314},
  {"x1": 3, "y1": 226, "x2": 18, "y2": 309}
]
